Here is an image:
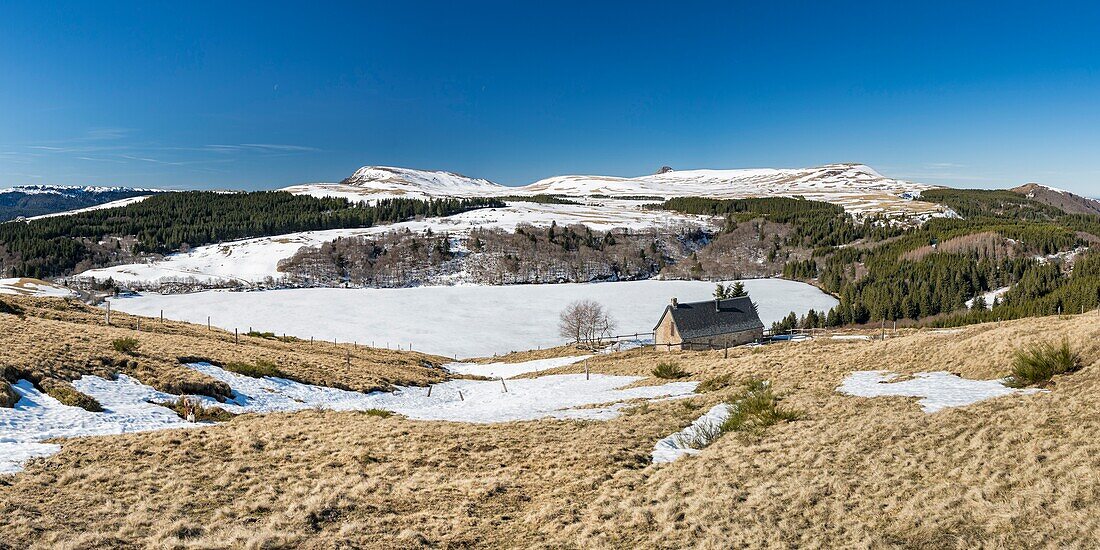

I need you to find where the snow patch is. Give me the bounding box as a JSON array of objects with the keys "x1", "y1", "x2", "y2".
[
  {"x1": 652, "y1": 403, "x2": 733, "y2": 463},
  {"x1": 837, "y1": 371, "x2": 1042, "y2": 413},
  {"x1": 445, "y1": 355, "x2": 593, "y2": 379},
  {"x1": 0, "y1": 278, "x2": 76, "y2": 298}
]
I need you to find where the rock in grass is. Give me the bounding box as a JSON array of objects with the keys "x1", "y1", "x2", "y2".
[{"x1": 0, "y1": 379, "x2": 19, "y2": 408}]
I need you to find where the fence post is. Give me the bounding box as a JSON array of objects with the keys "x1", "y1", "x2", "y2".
[
  {"x1": 105, "y1": 301, "x2": 111, "y2": 325},
  {"x1": 207, "y1": 316, "x2": 211, "y2": 331},
  {"x1": 585, "y1": 359, "x2": 589, "y2": 381},
  {"x1": 427, "y1": 385, "x2": 432, "y2": 397},
  {"x1": 234, "y1": 328, "x2": 238, "y2": 344},
  {"x1": 160, "y1": 309, "x2": 163, "y2": 323},
  {"x1": 500, "y1": 377, "x2": 508, "y2": 393}
]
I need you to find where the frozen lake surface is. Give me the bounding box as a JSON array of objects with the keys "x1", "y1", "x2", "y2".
[{"x1": 108, "y1": 278, "x2": 838, "y2": 358}]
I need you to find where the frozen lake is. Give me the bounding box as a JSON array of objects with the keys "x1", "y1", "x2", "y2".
[{"x1": 108, "y1": 279, "x2": 837, "y2": 358}]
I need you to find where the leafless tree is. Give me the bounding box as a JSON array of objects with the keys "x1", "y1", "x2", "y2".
[{"x1": 558, "y1": 299, "x2": 617, "y2": 344}]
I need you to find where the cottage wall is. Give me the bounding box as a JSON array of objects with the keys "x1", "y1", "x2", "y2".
[{"x1": 654, "y1": 312, "x2": 682, "y2": 348}]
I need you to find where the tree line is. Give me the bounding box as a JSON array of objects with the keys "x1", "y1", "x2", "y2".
[{"x1": 0, "y1": 191, "x2": 502, "y2": 278}]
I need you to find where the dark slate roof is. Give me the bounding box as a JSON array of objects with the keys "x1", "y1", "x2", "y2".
[{"x1": 655, "y1": 296, "x2": 764, "y2": 340}]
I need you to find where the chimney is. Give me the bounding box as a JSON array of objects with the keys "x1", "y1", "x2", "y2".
[{"x1": 670, "y1": 297, "x2": 678, "y2": 308}]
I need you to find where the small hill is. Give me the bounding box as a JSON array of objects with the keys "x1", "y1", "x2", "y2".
[{"x1": 1011, "y1": 183, "x2": 1100, "y2": 216}]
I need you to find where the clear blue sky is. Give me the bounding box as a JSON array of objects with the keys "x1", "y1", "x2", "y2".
[{"x1": 1, "y1": 1, "x2": 1098, "y2": 195}]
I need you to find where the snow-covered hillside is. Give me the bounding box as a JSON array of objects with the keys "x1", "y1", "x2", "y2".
[
  {"x1": 284, "y1": 166, "x2": 507, "y2": 202},
  {"x1": 77, "y1": 200, "x2": 712, "y2": 286},
  {"x1": 0, "y1": 278, "x2": 76, "y2": 298},
  {"x1": 285, "y1": 163, "x2": 946, "y2": 217}
]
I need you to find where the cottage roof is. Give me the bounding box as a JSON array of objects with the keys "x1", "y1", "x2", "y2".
[{"x1": 655, "y1": 296, "x2": 764, "y2": 340}]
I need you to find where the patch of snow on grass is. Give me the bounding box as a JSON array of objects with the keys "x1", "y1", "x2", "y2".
[
  {"x1": 0, "y1": 376, "x2": 196, "y2": 474},
  {"x1": 830, "y1": 334, "x2": 872, "y2": 341},
  {"x1": 0, "y1": 278, "x2": 76, "y2": 298},
  {"x1": 2, "y1": 358, "x2": 699, "y2": 474},
  {"x1": 445, "y1": 355, "x2": 592, "y2": 379},
  {"x1": 837, "y1": 371, "x2": 1042, "y2": 413},
  {"x1": 652, "y1": 403, "x2": 733, "y2": 463},
  {"x1": 184, "y1": 361, "x2": 698, "y2": 423}
]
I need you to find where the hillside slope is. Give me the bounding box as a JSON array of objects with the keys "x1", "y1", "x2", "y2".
[
  {"x1": 2, "y1": 311, "x2": 1098, "y2": 547},
  {"x1": 1012, "y1": 183, "x2": 1100, "y2": 216}
]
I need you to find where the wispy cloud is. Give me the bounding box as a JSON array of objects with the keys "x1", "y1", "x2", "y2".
[{"x1": 204, "y1": 143, "x2": 320, "y2": 153}]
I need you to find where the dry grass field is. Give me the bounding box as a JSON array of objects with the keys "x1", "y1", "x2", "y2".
[
  {"x1": 2, "y1": 295, "x2": 1099, "y2": 548},
  {"x1": 0, "y1": 296, "x2": 448, "y2": 403}
]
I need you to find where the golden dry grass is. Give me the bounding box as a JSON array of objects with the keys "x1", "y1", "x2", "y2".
[
  {"x1": 1, "y1": 306, "x2": 1099, "y2": 548},
  {"x1": 0, "y1": 296, "x2": 449, "y2": 400}
]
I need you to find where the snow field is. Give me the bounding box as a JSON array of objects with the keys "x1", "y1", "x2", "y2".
[
  {"x1": 1, "y1": 356, "x2": 698, "y2": 473},
  {"x1": 106, "y1": 278, "x2": 839, "y2": 358}
]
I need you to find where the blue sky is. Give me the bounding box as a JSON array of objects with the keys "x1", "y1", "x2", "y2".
[{"x1": 1, "y1": 1, "x2": 1098, "y2": 194}]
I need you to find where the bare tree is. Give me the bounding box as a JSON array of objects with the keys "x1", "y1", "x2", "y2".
[{"x1": 558, "y1": 299, "x2": 617, "y2": 344}]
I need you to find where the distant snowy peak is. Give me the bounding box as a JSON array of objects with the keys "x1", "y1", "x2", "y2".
[
  {"x1": 288, "y1": 162, "x2": 947, "y2": 217},
  {"x1": 523, "y1": 163, "x2": 927, "y2": 198},
  {"x1": 340, "y1": 166, "x2": 507, "y2": 196}
]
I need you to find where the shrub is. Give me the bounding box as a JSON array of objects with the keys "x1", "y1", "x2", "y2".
[
  {"x1": 111, "y1": 336, "x2": 141, "y2": 354},
  {"x1": 719, "y1": 379, "x2": 802, "y2": 435},
  {"x1": 224, "y1": 358, "x2": 284, "y2": 379},
  {"x1": 246, "y1": 330, "x2": 277, "y2": 340},
  {"x1": 364, "y1": 408, "x2": 393, "y2": 418},
  {"x1": 652, "y1": 361, "x2": 689, "y2": 379},
  {"x1": 1005, "y1": 339, "x2": 1082, "y2": 388},
  {"x1": 159, "y1": 395, "x2": 234, "y2": 422},
  {"x1": 40, "y1": 379, "x2": 104, "y2": 412}
]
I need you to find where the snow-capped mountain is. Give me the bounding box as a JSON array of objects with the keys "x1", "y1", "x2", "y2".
[
  {"x1": 522, "y1": 163, "x2": 932, "y2": 199},
  {"x1": 285, "y1": 163, "x2": 945, "y2": 217},
  {"x1": 282, "y1": 166, "x2": 507, "y2": 202},
  {"x1": 0, "y1": 185, "x2": 162, "y2": 222}
]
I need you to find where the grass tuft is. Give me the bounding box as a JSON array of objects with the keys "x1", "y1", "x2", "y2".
[
  {"x1": 223, "y1": 358, "x2": 284, "y2": 379},
  {"x1": 364, "y1": 408, "x2": 394, "y2": 418},
  {"x1": 40, "y1": 378, "x2": 104, "y2": 412},
  {"x1": 111, "y1": 336, "x2": 141, "y2": 355},
  {"x1": 652, "y1": 361, "x2": 689, "y2": 379},
  {"x1": 719, "y1": 379, "x2": 802, "y2": 435},
  {"x1": 1005, "y1": 339, "x2": 1082, "y2": 388},
  {"x1": 697, "y1": 374, "x2": 733, "y2": 393},
  {"x1": 671, "y1": 379, "x2": 802, "y2": 451}
]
